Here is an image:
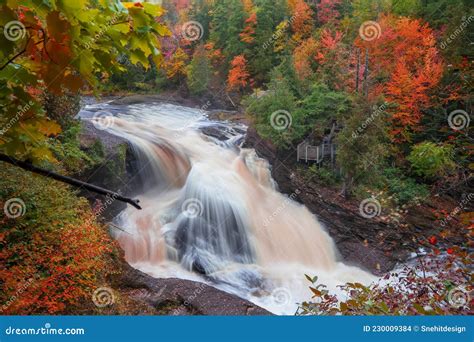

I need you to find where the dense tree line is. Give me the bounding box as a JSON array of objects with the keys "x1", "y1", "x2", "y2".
[{"x1": 146, "y1": 0, "x2": 471, "y2": 210}]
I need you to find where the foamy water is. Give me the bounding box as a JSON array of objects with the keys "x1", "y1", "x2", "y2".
[{"x1": 85, "y1": 102, "x2": 375, "y2": 314}]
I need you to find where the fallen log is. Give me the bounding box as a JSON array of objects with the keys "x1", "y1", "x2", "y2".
[{"x1": 0, "y1": 153, "x2": 141, "y2": 210}]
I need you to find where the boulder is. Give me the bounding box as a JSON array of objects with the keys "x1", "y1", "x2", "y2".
[
  {"x1": 77, "y1": 120, "x2": 140, "y2": 220},
  {"x1": 112, "y1": 263, "x2": 272, "y2": 316}
]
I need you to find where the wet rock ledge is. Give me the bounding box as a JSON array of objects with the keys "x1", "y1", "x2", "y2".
[{"x1": 110, "y1": 263, "x2": 272, "y2": 316}]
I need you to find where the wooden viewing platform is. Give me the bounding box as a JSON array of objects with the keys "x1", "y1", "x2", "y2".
[{"x1": 296, "y1": 141, "x2": 336, "y2": 164}]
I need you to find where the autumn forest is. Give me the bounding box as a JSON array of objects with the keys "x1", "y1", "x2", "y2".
[{"x1": 0, "y1": 0, "x2": 472, "y2": 318}]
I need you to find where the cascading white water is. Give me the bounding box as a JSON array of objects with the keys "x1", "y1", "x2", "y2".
[{"x1": 90, "y1": 102, "x2": 375, "y2": 314}]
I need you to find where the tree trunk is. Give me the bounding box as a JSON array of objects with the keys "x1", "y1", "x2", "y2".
[
  {"x1": 340, "y1": 172, "x2": 354, "y2": 199},
  {"x1": 0, "y1": 153, "x2": 141, "y2": 209}
]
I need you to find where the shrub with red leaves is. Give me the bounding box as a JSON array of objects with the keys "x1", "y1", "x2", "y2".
[{"x1": 298, "y1": 249, "x2": 472, "y2": 315}]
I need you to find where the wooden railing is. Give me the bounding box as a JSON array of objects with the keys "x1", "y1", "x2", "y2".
[{"x1": 297, "y1": 141, "x2": 336, "y2": 165}]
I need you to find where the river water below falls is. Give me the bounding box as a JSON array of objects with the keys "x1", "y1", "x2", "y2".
[{"x1": 84, "y1": 101, "x2": 375, "y2": 315}]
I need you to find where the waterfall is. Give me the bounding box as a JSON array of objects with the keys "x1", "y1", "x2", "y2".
[{"x1": 96, "y1": 102, "x2": 375, "y2": 314}]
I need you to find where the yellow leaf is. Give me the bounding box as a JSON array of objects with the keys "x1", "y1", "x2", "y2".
[
  {"x1": 31, "y1": 146, "x2": 55, "y2": 162},
  {"x1": 114, "y1": 22, "x2": 130, "y2": 34},
  {"x1": 143, "y1": 3, "x2": 163, "y2": 17},
  {"x1": 122, "y1": 2, "x2": 137, "y2": 9},
  {"x1": 37, "y1": 120, "x2": 61, "y2": 136}
]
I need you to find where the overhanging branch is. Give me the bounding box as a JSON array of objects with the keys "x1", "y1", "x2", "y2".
[{"x1": 0, "y1": 153, "x2": 141, "y2": 210}]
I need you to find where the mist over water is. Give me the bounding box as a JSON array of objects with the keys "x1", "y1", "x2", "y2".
[{"x1": 94, "y1": 102, "x2": 375, "y2": 314}]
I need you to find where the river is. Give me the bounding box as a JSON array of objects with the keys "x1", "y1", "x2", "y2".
[{"x1": 82, "y1": 100, "x2": 375, "y2": 315}]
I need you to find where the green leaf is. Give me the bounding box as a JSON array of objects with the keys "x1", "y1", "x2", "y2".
[
  {"x1": 58, "y1": 0, "x2": 94, "y2": 22},
  {"x1": 143, "y1": 3, "x2": 163, "y2": 17},
  {"x1": 130, "y1": 34, "x2": 152, "y2": 56},
  {"x1": 129, "y1": 49, "x2": 148, "y2": 66}
]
